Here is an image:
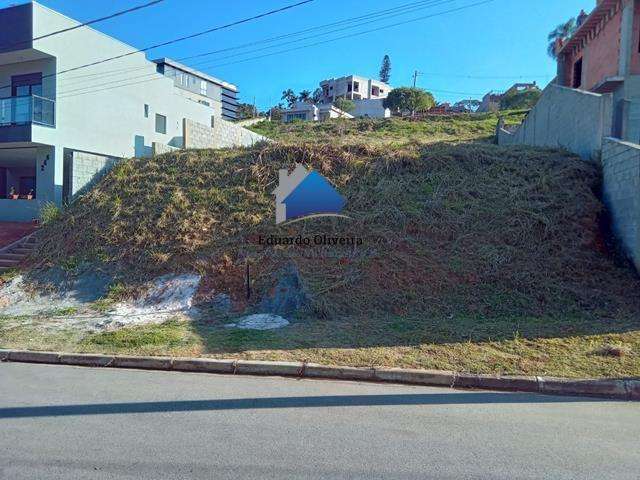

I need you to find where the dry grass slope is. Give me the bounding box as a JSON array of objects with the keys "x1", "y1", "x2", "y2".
[{"x1": 3, "y1": 115, "x2": 639, "y2": 377}]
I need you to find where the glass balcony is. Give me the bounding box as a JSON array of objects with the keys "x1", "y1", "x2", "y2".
[{"x1": 0, "y1": 95, "x2": 55, "y2": 128}]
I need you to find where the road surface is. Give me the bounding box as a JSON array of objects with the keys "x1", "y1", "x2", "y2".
[{"x1": 0, "y1": 362, "x2": 638, "y2": 479}]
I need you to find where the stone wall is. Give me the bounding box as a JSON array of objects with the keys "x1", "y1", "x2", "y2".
[
  {"x1": 602, "y1": 137, "x2": 640, "y2": 270},
  {"x1": 497, "y1": 84, "x2": 613, "y2": 162}
]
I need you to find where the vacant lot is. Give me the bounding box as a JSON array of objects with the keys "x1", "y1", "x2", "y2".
[{"x1": 1, "y1": 115, "x2": 639, "y2": 378}]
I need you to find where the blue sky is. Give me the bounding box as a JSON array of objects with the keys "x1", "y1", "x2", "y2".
[{"x1": 3, "y1": 0, "x2": 593, "y2": 109}]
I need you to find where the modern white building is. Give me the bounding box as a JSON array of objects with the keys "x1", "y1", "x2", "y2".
[
  {"x1": 318, "y1": 75, "x2": 391, "y2": 119},
  {"x1": 0, "y1": 1, "x2": 260, "y2": 222},
  {"x1": 282, "y1": 101, "x2": 354, "y2": 123},
  {"x1": 319, "y1": 75, "x2": 390, "y2": 103}
]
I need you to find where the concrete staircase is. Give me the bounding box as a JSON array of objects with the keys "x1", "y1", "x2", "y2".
[{"x1": 0, "y1": 234, "x2": 37, "y2": 273}]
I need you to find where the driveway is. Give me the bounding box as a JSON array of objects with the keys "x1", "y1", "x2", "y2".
[{"x1": 0, "y1": 363, "x2": 638, "y2": 479}]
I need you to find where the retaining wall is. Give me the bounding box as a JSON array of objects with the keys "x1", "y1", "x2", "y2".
[
  {"x1": 497, "y1": 84, "x2": 613, "y2": 162},
  {"x1": 602, "y1": 137, "x2": 640, "y2": 270},
  {"x1": 184, "y1": 118, "x2": 267, "y2": 149},
  {"x1": 67, "y1": 150, "x2": 119, "y2": 200}
]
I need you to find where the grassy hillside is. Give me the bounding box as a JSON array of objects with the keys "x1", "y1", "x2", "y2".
[
  {"x1": 3, "y1": 114, "x2": 640, "y2": 377},
  {"x1": 249, "y1": 111, "x2": 527, "y2": 145}
]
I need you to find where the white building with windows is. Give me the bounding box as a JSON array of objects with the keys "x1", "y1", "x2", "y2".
[
  {"x1": 0, "y1": 1, "x2": 261, "y2": 222},
  {"x1": 318, "y1": 75, "x2": 391, "y2": 118},
  {"x1": 282, "y1": 101, "x2": 354, "y2": 123}
]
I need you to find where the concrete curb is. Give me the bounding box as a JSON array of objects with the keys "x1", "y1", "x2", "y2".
[{"x1": 0, "y1": 349, "x2": 637, "y2": 400}]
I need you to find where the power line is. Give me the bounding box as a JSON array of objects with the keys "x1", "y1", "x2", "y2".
[
  {"x1": 4, "y1": 0, "x2": 165, "y2": 49},
  {"x1": 195, "y1": 0, "x2": 496, "y2": 72},
  {"x1": 59, "y1": 0, "x2": 455, "y2": 86},
  {"x1": 57, "y1": 0, "x2": 499, "y2": 102},
  {"x1": 54, "y1": 0, "x2": 460, "y2": 97},
  {"x1": 0, "y1": 0, "x2": 314, "y2": 94}
]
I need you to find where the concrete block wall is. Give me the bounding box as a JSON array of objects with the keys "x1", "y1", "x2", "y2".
[
  {"x1": 183, "y1": 118, "x2": 216, "y2": 149},
  {"x1": 602, "y1": 137, "x2": 640, "y2": 271},
  {"x1": 152, "y1": 142, "x2": 180, "y2": 156},
  {"x1": 497, "y1": 84, "x2": 613, "y2": 162},
  {"x1": 69, "y1": 151, "x2": 118, "y2": 199},
  {"x1": 210, "y1": 117, "x2": 268, "y2": 148}
]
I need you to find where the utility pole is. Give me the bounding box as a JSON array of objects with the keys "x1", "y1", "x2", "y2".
[{"x1": 412, "y1": 70, "x2": 423, "y2": 87}]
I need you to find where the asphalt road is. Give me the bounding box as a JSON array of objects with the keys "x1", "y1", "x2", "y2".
[{"x1": 0, "y1": 363, "x2": 638, "y2": 480}]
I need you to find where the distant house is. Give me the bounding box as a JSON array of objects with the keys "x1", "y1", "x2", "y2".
[
  {"x1": 319, "y1": 75, "x2": 391, "y2": 118},
  {"x1": 477, "y1": 82, "x2": 539, "y2": 112},
  {"x1": 282, "y1": 102, "x2": 354, "y2": 123}
]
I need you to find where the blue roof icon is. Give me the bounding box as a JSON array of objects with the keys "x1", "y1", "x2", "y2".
[{"x1": 282, "y1": 171, "x2": 346, "y2": 221}]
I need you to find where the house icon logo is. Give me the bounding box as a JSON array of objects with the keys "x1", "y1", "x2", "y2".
[{"x1": 272, "y1": 164, "x2": 348, "y2": 224}]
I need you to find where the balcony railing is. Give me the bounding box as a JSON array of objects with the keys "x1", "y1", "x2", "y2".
[{"x1": 0, "y1": 95, "x2": 55, "y2": 128}]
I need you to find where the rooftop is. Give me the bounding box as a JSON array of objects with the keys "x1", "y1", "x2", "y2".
[
  {"x1": 557, "y1": 0, "x2": 619, "y2": 55},
  {"x1": 154, "y1": 57, "x2": 238, "y2": 92}
]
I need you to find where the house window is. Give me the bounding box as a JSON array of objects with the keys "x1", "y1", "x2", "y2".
[
  {"x1": 353, "y1": 81, "x2": 359, "y2": 92},
  {"x1": 200, "y1": 80, "x2": 207, "y2": 96},
  {"x1": 347, "y1": 83, "x2": 352, "y2": 92},
  {"x1": 155, "y1": 114, "x2": 167, "y2": 134},
  {"x1": 144, "y1": 104, "x2": 149, "y2": 118},
  {"x1": 572, "y1": 58, "x2": 583, "y2": 88}
]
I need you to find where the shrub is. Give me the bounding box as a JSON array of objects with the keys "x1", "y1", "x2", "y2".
[{"x1": 40, "y1": 202, "x2": 61, "y2": 225}]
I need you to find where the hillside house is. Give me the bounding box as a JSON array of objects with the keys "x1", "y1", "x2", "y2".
[
  {"x1": 319, "y1": 75, "x2": 391, "y2": 118},
  {"x1": 0, "y1": 2, "x2": 261, "y2": 222},
  {"x1": 282, "y1": 102, "x2": 354, "y2": 123}
]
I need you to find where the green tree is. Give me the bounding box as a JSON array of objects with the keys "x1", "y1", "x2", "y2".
[
  {"x1": 312, "y1": 88, "x2": 323, "y2": 104},
  {"x1": 379, "y1": 54, "x2": 391, "y2": 83},
  {"x1": 281, "y1": 89, "x2": 297, "y2": 108},
  {"x1": 333, "y1": 97, "x2": 355, "y2": 115},
  {"x1": 237, "y1": 103, "x2": 257, "y2": 119},
  {"x1": 500, "y1": 89, "x2": 542, "y2": 110},
  {"x1": 547, "y1": 18, "x2": 576, "y2": 59},
  {"x1": 298, "y1": 89, "x2": 312, "y2": 103},
  {"x1": 383, "y1": 87, "x2": 435, "y2": 116}
]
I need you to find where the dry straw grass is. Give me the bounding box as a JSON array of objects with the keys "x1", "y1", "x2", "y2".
[{"x1": 34, "y1": 140, "x2": 640, "y2": 321}]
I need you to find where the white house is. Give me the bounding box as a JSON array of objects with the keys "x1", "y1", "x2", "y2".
[
  {"x1": 318, "y1": 74, "x2": 391, "y2": 119},
  {"x1": 0, "y1": 1, "x2": 262, "y2": 222},
  {"x1": 282, "y1": 101, "x2": 354, "y2": 123}
]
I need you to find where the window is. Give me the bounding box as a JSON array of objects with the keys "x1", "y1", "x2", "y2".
[
  {"x1": 286, "y1": 113, "x2": 307, "y2": 121},
  {"x1": 353, "y1": 81, "x2": 359, "y2": 92},
  {"x1": 200, "y1": 80, "x2": 207, "y2": 96},
  {"x1": 572, "y1": 58, "x2": 583, "y2": 89},
  {"x1": 347, "y1": 83, "x2": 352, "y2": 92},
  {"x1": 144, "y1": 104, "x2": 149, "y2": 118},
  {"x1": 155, "y1": 114, "x2": 167, "y2": 134}
]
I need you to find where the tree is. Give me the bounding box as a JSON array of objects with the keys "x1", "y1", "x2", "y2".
[
  {"x1": 547, "y1": 18, "x2": 576, "y2": 59},
  {"x1": 237, "y1": 103, "x2": 258, "y2": 119},
  {"x1": 281, "y1": 89, "x2": 297, "y2": 108},
  {"x1": 333, "y1": 97, "x2": 355, "y2": 115},
  {"x1": 379, "y1": 54, "x2": 391, "y2": 83},
  {"x1": 500, "y1": 89, "x2": 542, "y2": 110},
  {"x1": 312, "y1": 88, "x2": 323, "y2": 104},
  {"x1": 383, "y1": 87, "x2": 435, "y2": 116},
  {"x1": 453, "y1": 99, "x2": 481, "y2": 112},
  {"x1": 298, "y1": 90, "x2": 312, "y2": 103}
]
